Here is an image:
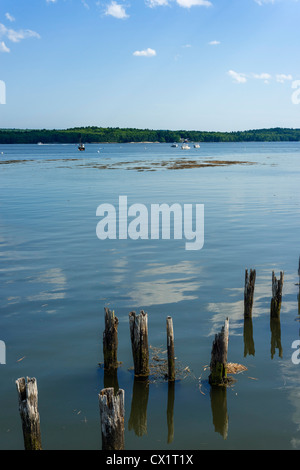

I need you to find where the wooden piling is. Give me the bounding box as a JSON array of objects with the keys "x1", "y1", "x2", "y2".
[
  {"x1": 244, "y1": 269, "x2": 256, "y2": 318},
  {"x1": 129, "y1": 310, "x2": 149, "y2": 377},
  {"x1": 209, "y1": 318, "x2": 229, "y2": 386},
  {"x1": 103, "y1": 307, "x2": 119, "y2": 370},
  {"x1": 270, "y1": 271, "x2": 284, "y2": 318},
  {"x1": 166, "y1": 316, "x2": 175, "y2": 381},
  {"x1": 99, "y1": 387, "x2": 125, "y2": 450},
  {"x1": 16, "y1": 377, "x2": 42, "y2": 450}
]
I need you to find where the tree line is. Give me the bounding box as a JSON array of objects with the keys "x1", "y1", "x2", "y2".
[{"x1": 1, "y1": 126, "x2": 300, "y2": 144}]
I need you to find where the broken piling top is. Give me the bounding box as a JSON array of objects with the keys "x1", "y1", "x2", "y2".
[
  {"x1": 272, "y1": 271, "x2": 284, "y2": 300},
  {"x1": 16, "y1": 377, "x2": 42, "y2": 450},
  {"x1": 129, "y1": 310, "x2": 149, "y2": 377},
  {"x1": 103, "y1": 307, "x2": 119, "y2": 370},
  {"x1": 244, "y1": 269, "x2": 256, "y2": 318},
  {"x1": 209, "y1": 318, "x2": 229, "y2": 386},
  {"x1": 99, "y1": 387, "x2": 125, "y2": 450}
]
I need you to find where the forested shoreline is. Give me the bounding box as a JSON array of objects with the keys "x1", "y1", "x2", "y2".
[{"x1": 1, "y1": 127, "x2": 300, "y2": 144}]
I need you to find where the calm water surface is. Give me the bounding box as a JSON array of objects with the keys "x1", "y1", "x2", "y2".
[{"x1": 1, "y1": 142, "x2": 300, "y2": 450}]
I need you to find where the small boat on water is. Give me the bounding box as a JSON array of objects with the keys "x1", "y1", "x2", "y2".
[
  {"x1": 194, "y1": 143, "x2": 200, "y2": 148},
  {"x1": 181, "y1": 143, "x2": 190, "y2": 150},
  {"x1": 37, "y1": 142, "x2": 43, "y2": 145},
  {"x1": 78, "y1": 138, "x2": 85, "y2": 151},
  {"x1": 171, "y1": 143, "x2": 178, "y2": 148}
]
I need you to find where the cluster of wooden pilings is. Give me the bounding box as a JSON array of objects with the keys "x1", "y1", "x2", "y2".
[{"x1": 15, "y1": 266, "x2": 289, "y2": 450}]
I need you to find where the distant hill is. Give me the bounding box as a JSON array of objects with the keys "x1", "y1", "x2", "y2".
[{"x1": 1, "y1": 127, "x2": 300, "y2": 144}]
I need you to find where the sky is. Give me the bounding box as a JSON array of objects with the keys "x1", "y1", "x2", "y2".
[{"x1": 0, "y1": 0, "x2": 300, "y2": 131}]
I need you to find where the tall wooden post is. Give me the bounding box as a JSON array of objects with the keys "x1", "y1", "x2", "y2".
[
  {"x1": 99, "y1": 388, "x2": 125, "y2": 450},
  {"x1": 209, "y1": 318, "x2": 229, "y2": 386},
  {"x1": 16, "y1": 377, "x2": 42, "y2": 450},
  {"x1": 270, "y1": 271, "x2": 284, "y2": 318},
  {"x1": 129, "y1": 310, "x2": 149, "y2": 377},
  {"x1": 103, "y1": 307, "x2": 119, "y2": 370},
  {"x1": 244, "y1": 269, "x2": 256, "y2": 318},
  {"x1": 166, "y1": 316, "x2": 175, "y2": 381}
]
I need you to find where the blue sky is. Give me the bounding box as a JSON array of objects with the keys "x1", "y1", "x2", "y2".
[{"x1": 0, "y1": 0, "x2": 300, "y2": 131}]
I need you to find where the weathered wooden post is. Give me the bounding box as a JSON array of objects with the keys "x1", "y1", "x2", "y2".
[
  {"x1": 166, "y1": 316, "x2": 175, "y2": 381},
  {"x1": 103, "y1": 307, "x2": 119, "y2": 370},
  {"x1": 16, "y1": 377, "x2": 42, "y2": 450},
  {"x1": 99, "y1": 387, "x2": 125, "y2": 450},
  {"x1": 270, "y1": 271, "x2": 284, "y2": 318},
  {"x1": 244, "y1": 269, "x2": 256, "y2": 318},
  {"x1": 209, "y1": 318, "x2": 229, "y2": 386},
  {"x1": 129, "y1": 310, "x2": 149, "y2": 377}
]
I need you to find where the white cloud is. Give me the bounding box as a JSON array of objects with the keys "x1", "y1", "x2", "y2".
[
  {"x1": 0, "y1": 41, "x2": 10, "y2": 53},
  {"x1": 133, "y1": 47, "x2": 157, "y2": 57},
  {"x1": 228, "y1": 70, "x2": 247, "y2": 84},
  {"x1": 0, "y1": 23, "x2": 40, "y2": 43},
  {"x1": 105, "y1": 1, "x2": 129, "y2": 18},
  {"x1": 276, "y1": 73, "x2": 293, "y2": 83},
  {"x1": 253, "y1": 72, "x2": 272, "y2": 84},
  {"x1": 254, "y1": 0, "x2": 275, "y2": 5},
  {"x1": 145, "y1": 0, "x2": 213, "y2": 6},
  {"x1": 147, "y1": 0, "x2": 169, "y2": 6},
  {"x1": 176, "y1": 0, "x2": 212, "y2": 6},
  {"x1": 209, "y1": 40, "x2": 220, "y2": 45},
  {"x1": 5, "y1": 13, "x2": 15, "y2": 22}
]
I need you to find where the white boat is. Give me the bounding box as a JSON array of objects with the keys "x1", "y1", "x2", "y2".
[
  {"x1": 37, "y1": 142, "x2": 43, "y2": 145},
  {"x1": 194, "y1": 143, "x2": 200, "y2": 148},
  {"x1": 78, "y1": 138, "x2": 85, "y2": 151},
  {"x1": 181, "y1": 143, "x2": 190, "y2": 150},
  {"x1": 171, "y1": 143, "x2": 178, "y2": 148}
]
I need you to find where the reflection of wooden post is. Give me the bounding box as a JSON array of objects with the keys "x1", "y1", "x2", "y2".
[
  {"x1": 166, "y1": 316, "x2": 175, "y2": 381},
  {"x1": 129, "y1": 311, "x2": 149, "y2": 377},
  {"x1": 270, "y1": 271, "x2": 284, "y2": 319},
  {"x1": 99, "y1": 388, "x2": 125, "y2": 450},
  {"x1": 298, "y1": 257, "x2": 300, "y2": 316},
  {"x1": 270, "y1": 317, "x2": 283, "y2": 359},
  {"x1": 243, "y1": 317, "x2": 255, "y2": 357},
  {"x1": 244, "y1": 269, "x2": 256, "y2": 318},
  {"x1": 209, "y1": 318, "x2": 229, "y2": 386},
  {"x1": 16, "y1": 377, "x2": 42, "y2": 450},
  {"x1": 167, "y1": 381, "x2": 175, "y2": 444},
  {"x1": 103, "y1": 308, "x2": 119, "y2": 370},
  {"x1": 128, "y1": 378, "x2": 149, "y2": 437},
  {"x1": 104, "y1": 368, "x2": 119, "y2": 394},
  {"x1": 210, "y1": 385, "x2": 228, "y2": 440}
]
